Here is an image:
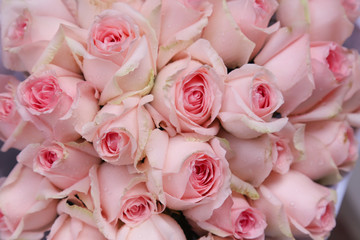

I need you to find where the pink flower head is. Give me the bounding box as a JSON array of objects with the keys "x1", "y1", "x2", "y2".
[
  {"x1": 19, "y1": 73, "x2": 62, "y2": 114},
  {"x1": 36, "y1": 143, "x2": 64, "y2": 170},
  {"x1": 0, "y1": 93, "x2": 16, "y2": 121},
  {"x1": 232, "y1": 207, "x2": 267, "y2": 239}
]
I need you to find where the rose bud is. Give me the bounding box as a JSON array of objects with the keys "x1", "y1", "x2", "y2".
[
  {"x1": 227, "y1": 0, "x2": 280, "y2": 59},
  {"x1": 0, "y1": 164, "x2": 58, "y2": 240},
  {"x1": 218, "y1": 64, "x2": 287, "y2": 139},
  {"x1": 186, "y1": 193, "x2": 267, "y2": 240},
  {"x1": 291, "y1": 120, "x2": 358, "y2": 185},
  {"x1": 117, "y1": 213, "x2": 186, "y2": 240},
  {"x1": 1, "y1": 0, "x2": 77, "y2": 72},
  {"x1": 149, "y1": 39, "x2": 226, "y2": 139},
  {"x1": 0, "y1": 74, "x2": 44, "y2": 151},
  {"x1": 17, "y1": 140, "x2": 101, "y2": 189},
  {"x1": 290, "y1": 41, "x2": 352, "y2": 118},
  {"x1": 254, "y1": 28, "x2": 315, "y2": 116},
  {"x1": 82, "y1": 95, "x2": 154, "y2": 168},
  {"x1": 15, "y1": 64, "x2": 99, "y2": 142},
  {"x1": 145, "y1": 129, "x2": 231, "y2": 213},
  {"x1": 89, "y1": 163, "x2": 164, "y2": 239},
  {"x1": 68, "y1": 3, "x2": 158, "y2": 104},
  {"x1": 277, "y1": 0, "x2": 354, "y2": 44},
  {"x1": 201, "y1": 0, "x2": 255, "y2": 68},
  {"x1": 253, "y1": 171, "x2": 336, "y2": 240},
  {"x1": 154, "y1": 0, "x2": 212, "y2": 69},
  {"x1": 48, "y1": 214, "x2": 106, "y2": 240}
]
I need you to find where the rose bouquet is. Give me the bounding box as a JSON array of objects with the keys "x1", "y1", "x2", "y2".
[{"x1": 0, "y1": 0, "x2": 360, "y2": 239}]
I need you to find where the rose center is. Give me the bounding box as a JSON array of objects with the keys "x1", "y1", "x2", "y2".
[
  {"x1": 252, "y1": 84, "x2": 270, "y2": 109},
  {"x1": 0, "y1": 96, "x2": 14, "y2": 120},
  {"x1": 102, "y1": 131, "x2": 130, "y2": 155},
  {"x1": 326, "y1": 46, "x2": 351, "y2": 83},
  {"x1": 38, "y1": 149, "x2": 60, "y2": 170},
  {"x1": 7, "y1": 13, "x2": 30, "y2": 43},
  {"x1": 120, "y1": 196, "x2": 154, "y2": 225}
]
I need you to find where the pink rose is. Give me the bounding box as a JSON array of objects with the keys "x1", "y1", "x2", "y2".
[
  {"x1": 68, "y1": 3, "x2": 158, "y2": 104},
  {"x1": 89, "y1": 163, "x2": 164, "y2": 239},
  {"x1": 153, "y1": 0, "x2": 213, "y2": 69},
  {"x1": 117, "y1": 214, "x2": 186, "y2": 240},
  {"x1": 0, "y1": 164, "x2": 58, "y2": 240},
  {"x1": 145, "y1": 130, "x2": 231, "y2": 213},
  {"x1": 201, "y1": 0, "x2": 255, "y2": 68},
  {"x1": 253, "y1": 171, "x2": 336, "y2": 239},
  {"x1": 186, "y1": 193, "x2": 267, "y2": 240},
  {"x1": 254, "y1": 29, "x2": 315, "y2": 116},
  {"x1": 227, "y1": 0, "x2": 279, "y2": 59},
  {"x1": 276, "y1": 0, "x2": 354, "y2": 44},
  {"x1": 15, "y1": 64, "x2": 99, "y2": 142},
  {"x1": 0, "y1": 74, "x2": 45, "y2": 151},
  {"x1": 1, "y1": 0, "x2": 77, "y2": 72},
  {"x1": 291, "y1": 120, "x2": 358, "y2": 185},
  {"x1": 82, "y1": 95, "x2": 154, "y2": 168},
  {"x1": 218, "y1": 64, "x2": 287, "y2": 139},
  {"x1": 148, "y1": 39, "x2": 226, "y2": 139},
  {"x1": 48, "y1": 214, "x2": 106, "y2": 240},
  {"x1": 290, "y1": 41, "x2": 352, "y2": 117},
  {"x1": 17, "y1": 140, "x2": 101, "y2": 189}
]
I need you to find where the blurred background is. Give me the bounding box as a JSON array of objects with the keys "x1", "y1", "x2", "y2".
[{"x1": 0, "y1": 14, "x2": 360, "y2": 240}]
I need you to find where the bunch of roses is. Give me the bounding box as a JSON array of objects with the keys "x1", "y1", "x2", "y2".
[{"x1": 0, "y1": 0, "x2": 359, "y2": 239}]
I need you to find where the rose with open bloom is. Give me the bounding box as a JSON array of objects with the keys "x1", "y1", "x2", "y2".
[
  {"x1": 149, "y1": 39, "x2": 226, "y2": 139},
  {"x1": 291, "y1": 120, "x2": 358, "y2": 185},
  {"x1": 15, "y1": 64, "x2": 99, "y2": 142},
  {"x1": 68, "y1": 3, "x2": 158, "y2": 104},
  {"x1": 253, "y1": 171, "x2": 336, "y2": 239},
  {"x1": 186, "y1": 192, "x2": 267, "y2": 240},
  {"x1": 17, "y1": 140, "x2": 101, "y2": 189},
  {"x1": 89, "y1": 163, "x2": 164, "y2": 239},
  {"x1": 117, "y1": 213, "x2": 186, "y2": 240},
  {"x1": 0, "y1": 164, "x2": 58, "y2": 240},
  {"x1": 82, "y1": 95, "x2": 154, "y2": 168},
  {"x1": 0, "y1": 74, "x2": 45, "y2": 151},
  {"x1": 1, "y1": 0, "x2": 76, "y2": 72},
  {"x1": 145, "y1": 129, "x2": 231, "y2": 214},
  {"x1": 218, "y1": 64, "x2": 287, "y2": 139},
  {"x1": 277, "y1": 0, "x2": 355, "y2": 44}
]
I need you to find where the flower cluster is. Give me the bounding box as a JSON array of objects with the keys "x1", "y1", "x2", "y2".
[{"x1": 0, "y1": 0, "x2": 359, "y2": 240}]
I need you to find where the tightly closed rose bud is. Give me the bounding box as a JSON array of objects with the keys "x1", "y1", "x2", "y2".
[
  {"x1": 291, "y1": 120, "x2": 358, "y2": 185},
  {"x1": 17, "y1": 140, "x2": 101, "y2": 189},
  {"x1": 149, "y1": 39, "x2": 226, "y2": 139},
  {"x1": 15, "y1": 64, "x2": 99, "y2": 142},
  {"x1": 219, "y1": 64, "x2": 287, "y2": 139},
  {"x1": 253, "y1": 171, "x2": 336, "y2": 239}
]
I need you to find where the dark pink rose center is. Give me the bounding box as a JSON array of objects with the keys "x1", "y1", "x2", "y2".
[
  {"x1": 120, "y1": 196, "x2": 154, "y2": 225},
  {"x1": 326, "y1": 45, "x2": 351, "y2": 82},
  {"x1": 252, "y1": 84, "x2": 271, "y2": 111},
  {"x1": 102, "y1": 131, "x2": 130, "y2": 155},
  {"x1": 236, "y1": 211, "x2": 256, "y2": 234},
  {"x1": 38, "y1": 146, "x2": 63, "y2": 170},
  {"x1": 188, "y1": 153, "x2": 221, "y2": 196},
  {"x1": 22, "y1": 75, "x2": 62, "y2": 113},
  {"x1": 0, "y1": 211, "x2": 9, "y2": 233},
  {"x1": 91, "y1": 14, "x2": 138, "y2": 54},
  {"x1": 177, "y1": 68, "x2": 214, "y2": 125},
  {"x1": 7, "y1": 13, "x2": 30, "y2": 45}
]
